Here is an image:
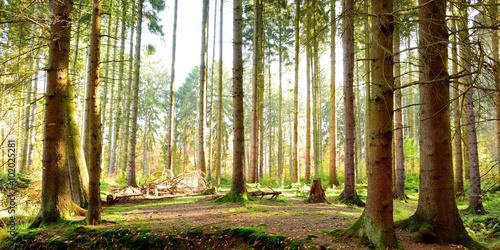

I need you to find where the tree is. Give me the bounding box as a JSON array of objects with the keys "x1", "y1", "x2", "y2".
[
  {"x1": 329, "y1": 0, "x2": 339, "y2": 187},
  {"x1": 214, "y1": 0, "x2": 223, "y2": 186},
  {"x1": 166, "y1": 0, "x2": 178, "y2": 174},
  {"x1": 198, "y1": 0, "x2": 209, "y2": 178},
  {"x1": 340, "y1": 0, "x2": 364, "y2": 206},
  {"x1": 305, "y1": 0, "x2": 312, "y2": 182},
  {"x1": 489, "y1": 0, "x2": 500, "y2": 188},
  {"x1": 346, "y1": 0, "x2": 399, "y2": 247},
  {"x1": 292, "y1": 0, "x2": 300, "y2": 184},
  {"x1": 458, "y1": 0, "x2": 485, "y2": 215},
  {"x1": 87, "y1": 0, "x2": 103, "y2": 225},
  {"x1": 128, "y1": 0, "x2": 145, "y2": 187},
  {"x1": 393, "y1": 18, "x2": 405, "y2": 200},
  {"x1": 395, "y1": 1, "x2": 483, "y2": 247},
  {"x1": 30, "y1": 0, "x2": 74, "y2": 228},
  {"x1": 216, "y1": 0, "x2": 249, "y2": 202},
  {"x1": 250, "y1": 0, "x2": 263, "y2": 183}
]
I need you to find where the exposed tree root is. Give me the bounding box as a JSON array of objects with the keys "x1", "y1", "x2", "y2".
[
  {"x1": 465, "y1": 203, "x2": 487, "y2": 215},
  {"x1": 338, "y1": 191, "x2": 365, "y2": 207},
  {"x1": 71, "y1": 202, "x2": 87, "y2": 216},
  {"x1": 394, "y1": 216, "x2": 488, "y2": 249}
]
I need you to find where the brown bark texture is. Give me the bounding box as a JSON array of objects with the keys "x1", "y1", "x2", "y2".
[{"x1": 30, "y1": 0, "x2": 73, "y2": 228}]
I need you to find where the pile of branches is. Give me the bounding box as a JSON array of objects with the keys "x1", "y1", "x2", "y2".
[{"x1": 107, "y1": 171, "x2": 209, "y2": 204}]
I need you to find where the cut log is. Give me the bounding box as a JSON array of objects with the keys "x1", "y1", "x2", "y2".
[
  {"x1": 249, "y1": 190, "x2": 282, "y2": 200},
  {"x1": 306, "y1": 178, "x2": 330, "y2": 203}
]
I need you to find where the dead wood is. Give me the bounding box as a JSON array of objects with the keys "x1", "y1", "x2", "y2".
[{"x1": 306, "y1": 178, "x2": 330, "y2": 204}]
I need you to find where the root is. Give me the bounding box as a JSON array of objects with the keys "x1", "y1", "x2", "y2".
[{"x1": 339, "y1": 190, "x2": 365, "y2": 207}]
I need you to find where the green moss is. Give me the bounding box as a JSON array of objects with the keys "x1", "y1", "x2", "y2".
[{"x1": 215, "y1": 190, "x2": 252, "y2": 204}]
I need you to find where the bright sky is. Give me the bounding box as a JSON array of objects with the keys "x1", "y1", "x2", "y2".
[{"x1": 146, "y1": 0, "x2": 235, "y2": 89}]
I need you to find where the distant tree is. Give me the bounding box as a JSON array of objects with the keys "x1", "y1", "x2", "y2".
[
  {"x1": 214, "y1": 0, "x2": 224, "y2": 186},
  {"x1": 329, "y1": 0, "x2": 339, "y2": 187},
  {"x1": 292, "y1": 0, "x2": 300, "y2": 184},
  {"x1": 166, "y1": 0, "x2": 178, "y2": 174},
  {"x1": 340, "y1": 0, "x2": 364, "y2": 207},
  {"x1": 198, "y1": 0, "x2": 209, "y2": 178}
]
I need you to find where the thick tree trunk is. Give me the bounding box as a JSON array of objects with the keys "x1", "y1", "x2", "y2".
[
  {"x1": 340, "y1": 0, "x2": 364, "y2": 207},
  {"x1": 87, "y1": 0, "x2": 102, "y2": 225},
  {"x1": 128, "y1": 0, "x2": 144, "y2": 188},
  {"x1": 292, "y1": 0, "x2": 300, "y2": 184},
  {"x1": 166, "y1": 0, "x2": 178, "y2": 175},
  {"x1": 329, "y1": 0, "x2": 339, "y2": 187},
  {"x1": 30, "y1": 0, "x2": 73, "y2": 228},
  {"x1": 393, "y1": 25, "x2": 405, "y2": 200},
  {"x1": 348, "y1": 0, "x2": 399, "y2": 247},
  {"x1": 395, "y1": 1, "x2": 482, "y2": 248},
  {"x1": 198, "y1": 0, "x2": 209, "y2": 178}
]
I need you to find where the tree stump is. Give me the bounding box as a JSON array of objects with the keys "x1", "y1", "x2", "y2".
[{"x1": 306, "y1": 178, "x2": 330, "y2": 204}]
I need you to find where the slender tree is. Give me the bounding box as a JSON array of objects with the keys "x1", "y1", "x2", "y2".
[
  {"x1": 489, "y1": 0, "x2": 500, "y2": 187},
  {"x1": 292, "y1": 0, "x2": 300, "y2": 183},
  {"x1": 128, "y1": 0, "x2": 145, "y2": 187},
  {"x1": 166, "y1": 0, "x2": 178, "y2": 174},
  {"x1": 393, "y1": 22, "x2": 405, "y2": 200},
  {"x1": 329, "y1": 0, "x2": 339, "y2": 187},
  {"x1": 216, "y1": 0, "x2": 249, "y2": 202},
  {"x1": 340, "y1": 0, "x2": 364, "y2": 206},
  {"x1": 214, "y1": 0, "x2": 223, "y2": 186},
  {"x1": 87, "y1": 0, "x2": 102, "y2": 225},
  {"x1": 395, "y1": 1, "x2": 484, "y2": 247},
  {"x1": 305, "y1": 0, "x2": 312, "y2": 182},
  {"x1": 458, "y1": 0, "x2": 485, "y2": 215},
  {"x1": 30, "y1": 0, "x2": 73, "y2": 228},
  {"x1": 198, "y1": 0, "x2": 209, "y2": 178}
]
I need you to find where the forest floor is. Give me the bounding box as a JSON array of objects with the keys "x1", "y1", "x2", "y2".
[{"x1": 4, "y1": 182, "x2": 499, "y2": 249}]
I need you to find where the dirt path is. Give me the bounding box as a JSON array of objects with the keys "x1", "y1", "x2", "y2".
[{"x1": 100, "y1": 194, "x2": 467, "y2": 249}]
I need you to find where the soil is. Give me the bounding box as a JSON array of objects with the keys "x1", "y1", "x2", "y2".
[{"x1": 93, "y1": 192, "x2": 468, "y2": 249}]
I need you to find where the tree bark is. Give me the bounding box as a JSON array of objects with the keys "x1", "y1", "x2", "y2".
[
  {"x1": 451, "y1": 15, "x2": 464, "y2": 196},
  {"x1": 329, "y1": 0, "x2": 339, "y2": 187},
  {"x1": 458, "y1": 0, "x2": 485, "y2": 214},
  {"x1": 197, "y1": 0, "x2": 209, "y2": 179},
  {"x1": 393, "y1": 24, "x2": 405, "y2": 200},
  {"x1": 87, "y1": 0, "x2": 102, "y2": 225},
  {"x1": 348, "y1": 0, "x2": 399, "y2": 247},
  {"x1": 128, "y1": 0, "x2": 144, "y2": 188},
  {"x1": 489, "y1": 0, "x2": 500, "y2": 190},
  {"x1": 214, "y1": 0, "x2": 223, "y2": 186},
  {"x1": 106, "y1": 16, "x2": 119, "y2": 175},
  {"x1": 305, "y1": 0, "x2": 312, "y2": 182},
  {"x1": 340, "y1": 0, "x2": 364, "y2": 207},
  {"x1": 395, "y1": 1, "x2": 483, "y2": 247},
  {"x1": 292, "y1": 0, "x2": 300, "y2": 184},
  {"x1": 30, "y1": 0, "x2": 73, "y2": 228},
  {"x1": 166, "y1": 0, "x2": 178, "y2": 175}
]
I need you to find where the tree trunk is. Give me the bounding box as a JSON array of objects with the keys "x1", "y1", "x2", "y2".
[
  {"x1": 458, "y1": 0, "x2": 485, "y2": 214},
  {"x1": 306, "y1": 178, "x2": 328, "y2": 203},
  {"x1": 166, "y1": 0, "x2": 178, "y2": 175},
  {"x1": 292, "y1": 0, "x2": 300, "y2": 184},
  {"x1": 364, "y1": 0, "x2": 371, "y2": 178},
  {"x1": 214, "y1": 0, "x2": 223, "y2": 186},
  {"x1": 340, "y1": 0, "x2": 364, "y2": 207},
  {"x1": 393, "y1": 25, "x2": 405, "y2": 200},
  {"x1": 128, "y1": 0, "x2": 144, "y2": 188},
  {"x1": 87, "y1": 0, "x2": 102, "y2": 225},
  {"x1": 489, "y1": 0, "x2": 500, "y2": 190},
  {"x1": 329, "y1": 0, "x2": 339, "y2": 187},
  {"x1": 278, "y1": 2, "x2": 283, "y2": 185},
  {"x1": 121, "y1": 0, "x2": 136, "y2": 176},
  {"x1": 30, "y1": 0, "x2": 73, "y2": 228},
  {"x1": 198, "y1": 0, "x2": 209, "y2": 178},
  {"x1": 106, "y1": 16, "x2": 119, "y2": 175},
  {"x1": 348, "y1": 0, "x2": 399, "y2": 247},
  {"x1": 250, "y1": 0, "x2": 262, "y2": 183},
  {"x1": 395, "y1": 1, "x2": 482, "y2": 247},
  {"x1": 305, "y1": 0, "x2": 312, "y2": 182},
  {"x1": 219, "y1": 0, "x2": 249, "y2": 201},
  {"x1": 142, "y1": 114, "x2": 149, "y2": 177},
  {"x1": 451, "y1": 15, "x2": 464, "y2": 196}
]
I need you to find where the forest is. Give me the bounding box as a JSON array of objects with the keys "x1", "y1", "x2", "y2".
[{"x1": 1, "y1": 0, "x2": 500, "y2": 249}]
